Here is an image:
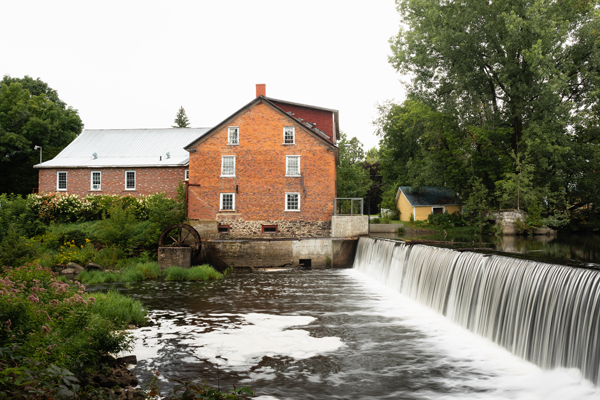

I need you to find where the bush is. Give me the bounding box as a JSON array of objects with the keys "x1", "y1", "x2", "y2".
[
  {"x1": 0, "y1": 225, "x2": 41, "y2": 267},
  {"x1": 0, "y1": 264, "x2": 143, "y2": 374},
  {"x1": 427, "y1": 211, "x2": 467, "y2": 228}
]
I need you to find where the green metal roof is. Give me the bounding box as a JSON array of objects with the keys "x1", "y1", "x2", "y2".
[{"x1": 397, "y1": 186, "x2": 460, "y2": 207}]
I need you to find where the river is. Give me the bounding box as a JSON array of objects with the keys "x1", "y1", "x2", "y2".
[{"x1": 113, "y1": 265, "x2": 600, "y2": 399}]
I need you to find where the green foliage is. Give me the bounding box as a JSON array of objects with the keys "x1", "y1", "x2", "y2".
[
  {"x1": 77, "y1": 262, "x2": 222, "y2": 285},
  {"x1": 396, "y1": 225, "x2": 406, "y2": 235},
  {"x1": 0, "y1": 264, "x2": 142, "y2": 375},
  {"x1": 0, "y1": 76, "x2": 83, "y2": 195},
  {"x1": 381, "y1": 0, "x2": 600, "y2": 223},
  {"x1": 164, "y1": 265, "x2": 223, "y2": 282},
  {"x1": 145, "y1": 372, "x2": 254, "y2": 399},
  {"x1": 336, "y1": 132, "x2": 372, "y2": 198},
  {"x1": 426, "y1": 212, "x2": 467, "y2": 229},
  {"x1": 0, "y1": 225, "x2": 40, "y2": 267},
  {"x1": 172, "y1": 106, "x2": 190, "y2": 128},
  {"x1": 97, "y1": 204, "x2": 139, "y2": 253}
]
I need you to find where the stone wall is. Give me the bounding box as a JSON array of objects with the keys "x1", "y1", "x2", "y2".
[
  {"x1": 491, "y1": 210, "x2": 528, "y2": 235},
  {"x1": 189, "y1": 218, "x2": 331, "y2": 239}
]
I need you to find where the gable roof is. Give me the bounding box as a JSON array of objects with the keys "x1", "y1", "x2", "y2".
[
  {"x1": 184, "y1": 96, "x2": 338, "y2": 151},
  {"x1": 35, "y1": 128, "x2": 210, "y2": 169},
  {"x1": 266, "y1": 97, "x2": 340, "y2": 141},
  {"x1": 396, "y1": 186, "x2": 460, "y2": 206}
]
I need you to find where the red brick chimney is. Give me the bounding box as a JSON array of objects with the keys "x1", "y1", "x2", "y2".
[{"x1": 256, "y1": 84, "x2": 266, "y2": 97}]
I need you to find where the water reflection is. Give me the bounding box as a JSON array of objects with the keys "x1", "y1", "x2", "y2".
[{"x1": 372, "y1": 232, "x2": 600, "y2": 266}]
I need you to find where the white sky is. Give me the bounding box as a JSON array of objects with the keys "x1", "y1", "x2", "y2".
[{"x1": 2, "y1": 1, "x2": 406, "y2": 150}]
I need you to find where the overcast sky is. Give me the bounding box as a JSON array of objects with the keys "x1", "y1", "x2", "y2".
[{"x1": 3, "y1": 1, "x2": 406, "y2": 150}]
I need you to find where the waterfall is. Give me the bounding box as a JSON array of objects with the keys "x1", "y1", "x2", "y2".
[{"x1": 353, "y1": 237, "x2": 600, "y2": 384}]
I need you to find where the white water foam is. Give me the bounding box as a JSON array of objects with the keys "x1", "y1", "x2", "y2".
[{"x1": 190, "y1": 313, "x2": 344, "y2": 370}]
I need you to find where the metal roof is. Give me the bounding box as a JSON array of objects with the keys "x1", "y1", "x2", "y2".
[
  {"x1": 397, "y1": 186, "x2": 460, "y2": 206},
  {"x1": 34, "y1": 128, "x2": 210, "y2": 168}
]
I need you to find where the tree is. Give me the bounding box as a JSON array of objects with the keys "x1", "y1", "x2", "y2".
[
  {"x1": 173, "y1": 106, "x2": 190, "y2": 128},
  {"x1": 336, "y1": 133, "x2": 371, "y2": 199},
  {"x1": 388, "y1": 0, "x2": 600, "y2": 212},
  {"x1": 0, "y1": 76, "x2": 83, "y2": 195}
]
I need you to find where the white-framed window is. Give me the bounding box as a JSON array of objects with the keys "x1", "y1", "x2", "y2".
[
  {"x1": 228, "y1": 127, "x2": 239, "y2": 145},
  {"x1": 283, "y1": 126, "x2": 295, "y2": 144},
  {"x1": 221, "y1": 156, "x2": 236, "y2": 177},
  {"x1": 220, "y1": 193, "x2": 235, "y2": 211},
  {"x1": 57, "y1": 171, "x2": 67, "y2": 191},
  {"x1": 432, "y1": 206, "x2": 445, "y2": 214},
  {"x1": 285, "y1": 193, "x2": 300, "y2": 211},
  {"x1": 125, "y1": 171, "x2": 136, "y2": 190},
  {"x1": 286, "y1": 155, "x2": 300, "y2": 176},
  {"x1": 91, "y1": 171, "x2": 101, "y2": 191},
  {"x1": 185, "y1": 169, "x2": 189, "y2": 181}
]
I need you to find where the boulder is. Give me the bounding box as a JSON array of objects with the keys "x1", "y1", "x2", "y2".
[
  {"x1": 85, "y1": 262, "x2": 104, "y2": 271},
  {"x1": 67, "y1": 262, "x2": 85, "y2": 273}
]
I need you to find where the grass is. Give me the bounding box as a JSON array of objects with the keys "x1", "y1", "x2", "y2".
[
  {"x1": 90, "y1": 289, "x2": 147, "y2": 326},
  {"x1": 77, "y1": 262, "x2": 223, "y2": 285},
  {"x1": 165, "y1": 265, "x2": 223, "y2": 281}
]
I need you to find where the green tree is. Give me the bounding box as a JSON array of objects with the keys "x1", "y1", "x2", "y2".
[
  {"x1": 0, "y1": 76, "x2": 83, "y2": 195},
  {"x1": 389, "y1": 0, "x2": 600, "y2": 212},
  {"x1": 173, "y1": 106, "x2": 190, "y2": 128},
  {"x1": 337, "y1": 133, "x2": 371, "y2": 199}
]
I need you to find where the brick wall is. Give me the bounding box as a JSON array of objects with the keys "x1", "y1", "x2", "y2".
[
  {"x1": 187, "y1": 101, "x2": 337, "y2": 228},
  {"x1": 37, "y1": 167, "x2": 187, "y2": 198}
]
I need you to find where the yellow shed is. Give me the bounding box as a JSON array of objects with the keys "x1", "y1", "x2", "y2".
[{"x1": 395, "y1": 186, "x2": 461, "y2": 222}]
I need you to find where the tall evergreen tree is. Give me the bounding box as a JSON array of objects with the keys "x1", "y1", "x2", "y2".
[{"x1": 172, "y1": 106, "x2": 190, "y2": 128}]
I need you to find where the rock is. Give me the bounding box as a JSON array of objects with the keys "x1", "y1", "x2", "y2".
[
  {"x1": 85, "y1": 262, "x2": 104, "y2": 271},
  {"x1": 60, "y1": 268, "x2": 79, "y2": 276},
  {"x1": 117, "y1": 355, "x2": 137, "y2": 365},
  {"x1": 67, "y1": 262, "x2": 85, "y2": 273},
  {"x1": 53, "y1": 264, "x2": 67, "y2": 273}
]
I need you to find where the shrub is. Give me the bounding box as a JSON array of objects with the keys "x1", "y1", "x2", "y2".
[
  {"x1": 0, "y1": 225, "x2": 41, "y2": 267},
  {"x1": 397, "y1": 225, "x2": 406, "y2": 235},
  {"x1": 0, "y1": 264, "x2": 143, "y2": 374}
]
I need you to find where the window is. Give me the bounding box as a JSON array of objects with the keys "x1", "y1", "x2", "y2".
[
  {"x1": 432, "y1": 207, "x2": 444, "y2": 214},
  {"x1": 91, "y1": 171, "x2": 101, "y2": 191},
  {"x1": 228, "y1": 127, "x2": 239, "y2": 145},
  {"x1": 185, "y1": 169, "x2": 189, "y2": 181},
  {"x1": 283, "y1": 126, "x2": 295, "y2": 144},
  {"x1": 125, "y1": 171, "x2": 136, "y2": 190},
  {"x1": 286, "y1": 156, "x2": 300, "y2": 176},
  {"x1": 220, "y1": 193, "x2": 235, "y2": 210},
  {"x1": 57, "y1": 171, "x2": 67, "y2": 191},
  {"x1": 218, "y1": 225, "x2": 231, "y2": 233},
  {"x1": 221, "y1": 156, "x2": 236, "y2": 177},
  {"x1": 262, "y1": 225, "x2": 278, "y2": 233},
  {"x1": 285, "y1": 193, "x2": 300, "y2": 211}
]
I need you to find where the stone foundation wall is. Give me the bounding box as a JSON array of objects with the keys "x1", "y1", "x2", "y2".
[
  {"x1": 490, "y1": 210, "x2": 528, "y2": 235},
  {"x1": 190, "y1": 218, "x2": 331, "y2": 239}
]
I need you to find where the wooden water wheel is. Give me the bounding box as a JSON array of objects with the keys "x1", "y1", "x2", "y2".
[{"x1": 158, "y1": 224, "x2": 202, "y2": 260}]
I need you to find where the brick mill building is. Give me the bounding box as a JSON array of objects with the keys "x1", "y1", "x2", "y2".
[
  {"x1": 34, "y1": 128, "x2": 209, "y2": 198},
  {"x1": 185, "y1": 84, "x2": 339, "y2": 238}
]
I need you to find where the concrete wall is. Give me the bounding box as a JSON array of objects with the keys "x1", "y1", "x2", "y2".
[
  {"x1": 331, "y1": 215, "x2": 369, "y2": 237},
  {"x1": 199, "y1": 237, "x2": 357, "y2": 270},
  {"x1": 369, "y1": 224, "x2": 399, "y2": 233}
]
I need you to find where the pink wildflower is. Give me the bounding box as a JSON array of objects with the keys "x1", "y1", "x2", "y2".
[
  {"x1": 28, "y1": 294, "x2": 40, "y2": 303},
  {"x1": 41, "y1": 325, "x2": 51, "y2": 333}
]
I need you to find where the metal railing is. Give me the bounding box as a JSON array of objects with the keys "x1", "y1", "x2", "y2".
[{"x1": 334, "y1": 198, "x2": 364, "y2": 215}]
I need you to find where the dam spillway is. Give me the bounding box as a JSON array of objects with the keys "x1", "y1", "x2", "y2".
[{"x1": 353, "y1": 237, "x2": 600, "y2": 385}]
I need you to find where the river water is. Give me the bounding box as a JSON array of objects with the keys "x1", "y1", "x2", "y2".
[{"x1": 116, "y1": 267, "x2": 600, "y2": 399}]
